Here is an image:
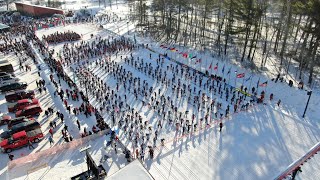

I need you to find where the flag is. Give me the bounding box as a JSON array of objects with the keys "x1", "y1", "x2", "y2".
[
  {"x1": 227, "y1": 67, "x2": 231, "y2": 74},
  {"x1": 222, "y1": 64, "x2": 225, "y2": 74},
  {"x1": 259, "y1": 81, "x2": 268, "y2": 87},
  {"x1": 214, "y1": 63, "x2": 218, "y2": 71},
  {"x1": 189, "y1": 53, "x2": 193, "y2": 58},
  {"x1": 170, "y1": 47, "x2": 176, "y2": 52},
  {"x1": 182, "y1": 53, "x2": 188, "y2": 58},
  {"x1": 236, "y1": 73, "x2": 245, "y2": 78},
  {"x1": 209, "y1": 63, "x2": 212, "y2": 69}
]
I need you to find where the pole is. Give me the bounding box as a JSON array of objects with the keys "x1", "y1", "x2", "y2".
[{"x1": 302, "y1": 91, "x2": 312, "y2": 118}]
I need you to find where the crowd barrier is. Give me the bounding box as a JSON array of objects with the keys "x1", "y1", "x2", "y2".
[
  {"x1": 8, "y1": 129, "x2": 110, "y2": 174},
  {"x1": 274, "y1": 142, "x2": 320, "y2": 180}
]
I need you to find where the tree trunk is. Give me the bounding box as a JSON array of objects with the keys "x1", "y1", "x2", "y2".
[
  {"x1": 279, "y1": 0, "x2": 292, "y2": 69},
  {"x1": 241, "y1": 23, "x2": 250, "y2": 62}
]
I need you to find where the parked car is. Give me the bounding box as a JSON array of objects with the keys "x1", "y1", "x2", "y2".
[
  {"x1": 0, "y1": 62, "x2": 14, "y2": 73},
  {"x1": 5, "y1": 90, "x2": 35, "y2": 102},
  {"x1": 0, "y1": 115, "x2": 11, "y2": 126},
  {"x1": 0, "y1": 72, "x2": 14, "y2": 77},
  {"x1": 0, "y1": 129, "x2": 44, "y2": 153},
  {"x1": 0, "y1": 82, "x2": 27, "y2": 93},
  {"x1": 7, "y1": 116, "x2": 35, "y2": 129},
  {"x1": 0, "y1": 78, "x2": 20, "y2": 87},
  {"x1": 7, "y1": 98, "x2": 39, "y2": 112},
  {"x1": 0, "y1": 121, "x2": 41, "y2": 140},
  {"x1": 15, "y1": 104, "x2": 42, "y2": 117},
  {"x1": 0, "y1": 74, "x2": 15, "y2": 81}
]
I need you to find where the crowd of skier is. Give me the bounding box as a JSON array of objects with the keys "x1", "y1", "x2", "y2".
[
  {"x1": 0, "y1": 12, "x2": 286, "y2": 163},
  {"x1": 42, "y1": 31, "x2": 81, "y2": 44}
]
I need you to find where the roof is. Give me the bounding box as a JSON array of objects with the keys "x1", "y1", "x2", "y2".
[
  {"x1": 17, "y1": 99, "x2": 32, "y2": 104},
  {"x1": 24, "y1": 104, "x2": 40, "y2": 110},
  {"x1": 0, "y1": 139, "x2": 8, "y2": 147},
  {"x1": 107, "y1": 160, "x2": 154, "y2": 180},
  {"x1": 12, "y1": 131, "x2": 27, "y2": 139},
  {"x1": 0, "y1": 23, "x2": 9, "y2": 30},
  {"x1": 15, "y1": 2, "x2": 63, "y2": 12},
  {"x1": 1, "y1": 115, "x2": 11, "y2": 120}
]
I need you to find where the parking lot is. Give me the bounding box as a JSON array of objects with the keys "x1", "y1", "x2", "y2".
[{"x1": 0, "y1": 30, "x2": 96, "y2": 176}]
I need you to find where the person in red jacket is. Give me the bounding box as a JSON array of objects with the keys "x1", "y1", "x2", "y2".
[{"x1": 49, "y1": 128, "x2": 53, "y2": 137}]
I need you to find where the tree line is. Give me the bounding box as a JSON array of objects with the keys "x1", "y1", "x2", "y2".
[{"x1": 127, "y1": 0, "x2": 320, "y2": 85}]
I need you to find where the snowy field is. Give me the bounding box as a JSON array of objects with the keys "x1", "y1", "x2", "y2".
[
  {"x1": 33, "y1": 18, "x2": 320, "y2": 180},
  {"x1": 0, "y1": 2, "x2": 319, "y2": 180}
]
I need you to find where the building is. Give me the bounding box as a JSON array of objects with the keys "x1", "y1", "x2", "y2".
[{"x1": 15, "y1": 2, "x2": 63, "y2": 17}]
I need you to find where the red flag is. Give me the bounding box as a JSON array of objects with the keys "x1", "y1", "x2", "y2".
[
  {"x1": 236, "y1": 73, "x2": 245, "y2": 78},
  {"x1": 214, "y1": 65, "x2": 218, "y2": 71},
  {"x1": 259, "y1": 81, "x2": 268, "y2": 87},
  {"x1": 182, "y1": 53, "x2": 188, "y2": 58},
  {"x1": 209, "y1": 63, "x2": 212, "y2": 69}
]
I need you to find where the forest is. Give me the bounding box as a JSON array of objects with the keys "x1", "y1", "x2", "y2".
[{"x1": 127, "y1": 0, "x2": 320, "y2": 85}]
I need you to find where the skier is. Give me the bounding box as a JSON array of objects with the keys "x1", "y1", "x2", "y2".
[
  {"x1": 135, "y1": 149, "x2": 139, "y2": 159},
  {"x1": 270, "y1": 93, "x2": 274, "y2": 101},
  {"x1": 219, "y1": 122, "x2": 223, "y2": 132},
  {"x1": 277, "y1": 99, "x2": 281, "y2": 107},
  {"x1": 149, "y1": 146, "x2": 154, "y2": 159},
  {"x1": 161, "y1": 138, "x2": 165, "y2": 146},
  {"x1": 8, "y1": 153, "x2": 14, "y2": 161},
  {"x1": 49, "y1": 128, "x2": 53, "y2": 137},
  {"x1": 76, "y1": 119, "x2": 81, "y2": 130}
]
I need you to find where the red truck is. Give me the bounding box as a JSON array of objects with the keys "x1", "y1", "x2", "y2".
[
  {"x1": 5, "y1": 90, "x2": 35, "y2": 103},
  {"x1": 7, "y1": 98, "x2": 39, "y2": 112},
  {"x1": 0, "y1": 129, "x2": 43, "y2": 153},
  {"x1": 15, "y1": 104, "x2": 43, "y2": 117}
]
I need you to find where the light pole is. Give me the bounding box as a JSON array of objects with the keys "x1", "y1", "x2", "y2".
[{"x1": 302, "y1": 90, "x2": 312, "y2": 118}]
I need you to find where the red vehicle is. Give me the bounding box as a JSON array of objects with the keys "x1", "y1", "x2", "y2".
[
  {"x1": 15, "y1": 105, "x2": 42, "y2": 117},
  {"x1": 5, "y1": 90, "x2": 35, "y2": 103},
  {"x1": 0, "y1": 129, "x2": 43, "y2": 153},
  {"x1": 0, "y1": 115, "x2": 11, "y2": 126},
  {"x1": 7, "y1": 98, "x2": 39, "y2": 112}
]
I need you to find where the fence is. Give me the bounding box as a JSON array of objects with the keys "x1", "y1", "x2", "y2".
[
  {"x1": 7, "y1": 129, "x2": 110, "y2": 179},
  {"x1": 274, "y1": 142, "x2": 320, "y2": 180}
]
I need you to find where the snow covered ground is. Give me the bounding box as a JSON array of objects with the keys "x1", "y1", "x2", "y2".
[
  {"x1": 34, "y1": 21, "x2": 320, "y2": 180},
  {"x1": 0, "y1": 2, "x2": 319, "y2": 180}
]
